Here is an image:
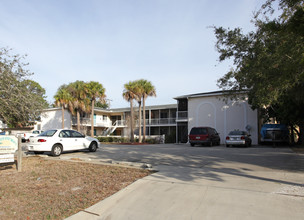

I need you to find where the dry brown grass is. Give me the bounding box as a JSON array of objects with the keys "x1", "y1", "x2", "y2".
[{"x1": 0, "y1": 157, "x2": 151, "y2": 220}]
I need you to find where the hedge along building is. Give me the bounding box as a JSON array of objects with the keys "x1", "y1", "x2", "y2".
[{"x1": 174, "y1": 91, "x2": 259, "y2": 145}]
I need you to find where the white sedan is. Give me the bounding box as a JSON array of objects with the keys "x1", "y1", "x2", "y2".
[{"x1": 27, "y1": 129, "x2": 100, "y2": 156}]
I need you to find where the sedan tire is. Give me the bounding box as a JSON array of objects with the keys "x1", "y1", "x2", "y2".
[
  {"x1": 89, "y1": 142, "x2": 97, "y2": 152},
  {"x1": 51, "y1": 144, "x2": 62, "y2": 157}
]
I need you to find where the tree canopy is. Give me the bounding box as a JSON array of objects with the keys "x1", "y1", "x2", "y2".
[
  {"x1": 137, "y1": 79, "x2": 156, "y2": 142},
  {"x1": 123, "y1": 81, "x2": 139, "y2": 142},
  {"x1": 0, "y1": 48, "x2": 48, "y2": 127},
  {"x1": 54, "y1": 81, "x2": 106, "y2": 134},
  {"x1": 122, "y1": 79, "x2": 156, "y2": 143},
  {"x1": 85, "y1": 81, "x2": 106, "y2": 136},
  {"x1": 214, "y1": 0, "x2": 304, "y2": 143}
]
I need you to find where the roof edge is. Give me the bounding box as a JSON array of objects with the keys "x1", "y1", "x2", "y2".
[{"x1": 173, "y1": 90, "x2": 247, "y2": 100}]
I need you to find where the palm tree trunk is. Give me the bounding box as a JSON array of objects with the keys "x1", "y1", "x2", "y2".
[
  {"x1": 138, "y1": 101, "x2": 142, "y2": 143},
  {"x1": 61, "y1": 105, "x2": 65, "y2": 129},
  {"x1": 142, "y1": 97, "x2": 146, "y2": 142},
  {"x1": 91, "y1": 99, "x2": 95, "y2": 137},
  {"x1": 130, "y1": 100, "x2": 134, "y2": 142},
  {"x1": 77, "y1": 110, "x2": 80, "y2": 132}
]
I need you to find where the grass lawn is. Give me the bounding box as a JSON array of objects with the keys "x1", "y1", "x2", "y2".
[{"x1": 0, "y1": 157, "x2": 151, "y2": 220}]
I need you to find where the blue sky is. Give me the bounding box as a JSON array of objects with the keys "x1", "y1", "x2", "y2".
[{"x1": 0, "y1": 0, "x2": 265, "y2": 108}]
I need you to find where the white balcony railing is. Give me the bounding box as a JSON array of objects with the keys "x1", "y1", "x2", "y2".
[
  {"x1": 72, "y1": 117, "x2": 178, "y2": 127},
  {"x1": 176, "y1": 111, "x2": 188, "y2": 121},
  {"x1": 114, "y1": 120, "x2": 126, "y2": 127},
  {"x1": 150, "y1": 118, "x2": 176, "y2": 125},
  {"x1": 72, "y1": 117, "x2": 125, "y2": 127},
  {"x1": 134, "y1": 118, "x2": 176, "y2": 126}
]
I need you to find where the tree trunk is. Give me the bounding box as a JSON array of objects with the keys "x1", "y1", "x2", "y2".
[
  {"x1": 138, "y1": 101, "x2": 142, "y2": 143},
  {"x1": 77, "y1": 110, "x2": 80, "y2": 132},
  {"x1": 61, "y1": 105, "x2": 64, "y2": 129},
  {"x1": 130, "y1": 100, "x2": 134, "y2": 142},
  {"x1": 142, "y1": 97, "x2": 146, "y2": 142},
  {"x1": 298, "y1": 121, "x2": 304, "y2": 145},
  {"x1": 91, "y1": 99, "x2": 95, "y2": 137},
  {"x1": 290, "y1": 125, "x2": 295, "y2": 145}
]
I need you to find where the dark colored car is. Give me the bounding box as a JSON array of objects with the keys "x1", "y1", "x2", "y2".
[
  {"x1": 189, "y1": 127, "x2": 220, "y2": 146},
  {"x1": 225, "y1": 130, "x2": 252, "y2": 147}
]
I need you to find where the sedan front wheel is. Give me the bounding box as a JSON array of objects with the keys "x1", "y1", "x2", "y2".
[{"x1": 89, "y1": 142, "x2": 97, "y2": 152}]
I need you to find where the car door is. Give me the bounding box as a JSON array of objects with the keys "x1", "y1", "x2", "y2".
[
  {"x1": 70, "y1": 130, "x2": 88, "y2": 150},
  {"x1": 58, "y1": 130, "x2": 75, "y2": 151}
]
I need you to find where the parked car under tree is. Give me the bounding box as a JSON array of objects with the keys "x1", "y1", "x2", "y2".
[{"x1": 27, "y1": 129, "x2": 100, "y2": 156}]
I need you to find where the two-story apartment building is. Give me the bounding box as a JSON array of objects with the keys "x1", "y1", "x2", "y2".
[
  {"x1": 37, "y1": 91, "x2": 259, "y2": 144},
  {"x1": 174, "y1": 91, "x2": 259, "y2": 145},
  {"x1": 37, "y1": 104, "x2": 177, "y2": 139}
]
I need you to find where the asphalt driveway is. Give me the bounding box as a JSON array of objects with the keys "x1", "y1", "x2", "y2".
[
  {"x1": 60, "y1": 144, "x2": 304, "y2": 220},
  {"x1": 62, "y1": 143, "x2": 304, "y2": 171}
]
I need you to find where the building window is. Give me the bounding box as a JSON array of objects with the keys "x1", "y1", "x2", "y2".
[
  {"x1": 151, "y1": 110, "x2": 159, "y2": 119},
  {"x1": 178, "y1": 99, "x2": 188, "y2": 111},
  {"x1": 160, "y1": 109, "x2": 169, "y2": 118},
  {"x1": 170, "y1": 109, "x2": 177, "y2": 118}
]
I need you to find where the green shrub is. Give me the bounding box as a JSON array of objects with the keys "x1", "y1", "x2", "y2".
[
  {"x1": 97, "y1": 136, "x2": 130, "y2": 143},
  {"x1": 97, "y1": 136, "x2": 109, "y2": 142},
  {"x1": 145, "y1": 138, "x2": 156, "y2": 144}
]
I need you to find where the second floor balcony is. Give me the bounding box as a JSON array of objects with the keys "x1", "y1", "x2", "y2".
[
  {"x1": 149, "y1": 118, "x2": 176, "y2": 125},
  {"x1": 134, "y1": 118, "x2": 176, "y2": 126},
  {"x1": 72, "y1": 116, "x2": 180, "y2": 128},
  {"x1": 176, "y1": 111, "x2": 188, "y2": 122},
  {"x1": 72, "y1": 117, "x2": 126, "y2": 127}
]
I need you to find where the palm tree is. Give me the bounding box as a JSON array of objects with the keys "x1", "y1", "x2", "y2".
[
  {"x1": 86, "y1": 81, "x2": 106, "y2": 137},
  {"x1": 68, "y1": 81, "x2": 90, "y2": 132},
  {"x1": 132, "y1": 80, "x2": 145, "y2": 143},
  {"x1": 133, "y1": 80, "x2": 156, "y2": 143},
  {"x1": 123, "y1": 81, "x2": 138, "y2": 142},
  {"x1": 54, "y1": 84, "x2": 72, "y2": 129},
  {"x1": 141, "y1": 80, "x2": 156, "y2": 142}
]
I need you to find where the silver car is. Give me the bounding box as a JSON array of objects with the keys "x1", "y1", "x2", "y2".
[{"x1": 225, "y1": 130, "x2": 252, "y2": 147}]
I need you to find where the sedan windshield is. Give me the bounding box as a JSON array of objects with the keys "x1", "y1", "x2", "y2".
[{"x1": 38, "y1": 130, "x2": 57, "y2": 137}]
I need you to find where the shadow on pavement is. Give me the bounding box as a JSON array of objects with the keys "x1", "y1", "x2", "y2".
[{"x1": 34, "y1": 144, "x2": 304, "y2": 187}]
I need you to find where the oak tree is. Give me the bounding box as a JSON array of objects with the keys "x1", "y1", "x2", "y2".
[{"x1": 214, "y1": 0, "x2": 304, "y2": 143}]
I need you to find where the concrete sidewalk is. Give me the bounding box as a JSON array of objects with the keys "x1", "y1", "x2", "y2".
[{"x1": 66, "y1": 163, "x2": 304, "y2": 220}]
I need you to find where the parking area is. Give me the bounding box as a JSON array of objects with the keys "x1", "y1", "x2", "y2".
[
  {"x1": 26, "y1": 143, "x2": 304, "y2": 219},
  {"x1": 52, "y1": 143, "x2": 304, "y2": 172}
]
